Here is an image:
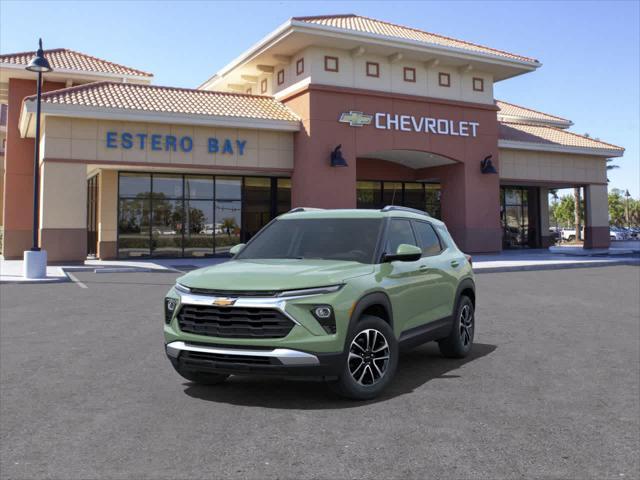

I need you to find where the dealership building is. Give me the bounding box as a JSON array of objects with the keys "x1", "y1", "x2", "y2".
[{"x1": 0, "y1": 14, "x2": 624, "y2": 261}]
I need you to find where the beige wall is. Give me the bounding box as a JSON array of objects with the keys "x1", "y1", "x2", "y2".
[
  {"x1": 499, "y1": 149, "x2": 607, "y2": 184},
  {"x1": 40, "y1": 161, "x2": 86, "y2": 229},
  {"x1": 42, "y1": 117, "x2": 294, "y2": 170},
  {"x1": 267, "y1": 46, "x2": 494, "y2": 104},
  {"x1": 98, "y1": 169, "x2": 118, "y2": 243},
  {"x1": 585, "y1": 184, "x2": 609, "y2": 228}
]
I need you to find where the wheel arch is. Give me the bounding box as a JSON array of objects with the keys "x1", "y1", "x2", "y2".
[
  {"x1": 456, "y1": 277, "x2": 476, "y2": 308},
  {"x1": 349, "y1": 291, "x2": 394, "y2": 331}
]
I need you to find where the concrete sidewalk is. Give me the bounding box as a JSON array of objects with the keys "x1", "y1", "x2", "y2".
[{"x1": 1, "y1": 249, "x2": 637, "y2": 283}]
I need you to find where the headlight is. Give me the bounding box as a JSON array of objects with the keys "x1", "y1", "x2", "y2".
[
  {"x1": 174, "y1": 282, "x2": 191, "y2": 294},
  {"x1": 278, "y1": 284, "x2": 344, "y2": 298}
]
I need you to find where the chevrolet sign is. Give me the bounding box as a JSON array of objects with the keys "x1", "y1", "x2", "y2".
[
  {"x1": 339, "y1": 111, "x2": 480, "y2": 137},
  {"x1": 338, "y1": 111, "x2": 374, "y2": 127}
]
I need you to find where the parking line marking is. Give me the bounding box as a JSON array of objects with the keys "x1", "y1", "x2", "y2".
[{"x1": 67, "y1": 272, "x2": 88, "y2": 289}]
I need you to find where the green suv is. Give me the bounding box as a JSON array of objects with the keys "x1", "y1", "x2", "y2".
[{"x1": 164, "y1": 207, "x2": 475, "y2": 400}]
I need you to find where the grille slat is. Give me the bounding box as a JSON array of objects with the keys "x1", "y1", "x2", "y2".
[
  {"x1": 178, "y1": 305, "x2": 294, "y2": 339},
  {"x1": 181, "y1": 350, "x2": 273, "y2": 366}
]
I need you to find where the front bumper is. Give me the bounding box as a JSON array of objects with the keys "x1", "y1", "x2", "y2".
[{"x1": 166, "y1": 341, "x2": 343, "y2": 378}]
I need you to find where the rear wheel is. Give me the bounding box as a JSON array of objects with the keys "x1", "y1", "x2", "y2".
[
  {"x1": 438, "y1": 295, "x2": 475, "y2": 358},
  {"x1": 328, "y1": 315, "x2": 398, "y2": 400}
]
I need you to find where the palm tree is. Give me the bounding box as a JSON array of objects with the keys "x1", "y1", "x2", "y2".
[
  {"x1": 574, "y1": 187, "x2": 582, "y2": 242},
  {"x1": 606, "y1": 158, "x2": 619, "y2": 182}
]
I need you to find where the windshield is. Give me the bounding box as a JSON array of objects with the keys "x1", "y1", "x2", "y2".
[{"x1": 236, "y1": 218, "x2": 383, "y2": 263}]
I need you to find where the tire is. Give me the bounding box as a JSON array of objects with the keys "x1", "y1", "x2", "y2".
[
  {"x1": 174, "y1": 365, "x2": 229, "y2": 385},
  {"x1": 328, "y1": 315, "x2": 398, "y2": 400},
  {"x1": 567, "y1": 235, "x2": 575, "y2": 242},
  {"x1": 438, "y1": 295, "x2": 475, "y2": 359}
]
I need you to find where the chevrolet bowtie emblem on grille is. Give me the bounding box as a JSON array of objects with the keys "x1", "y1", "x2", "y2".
[
  {"x1": 339, "y1": 111, "x2": 373, "y2": 127},
  {"x1": 213, "y1": 297, "x2": 236, "y2": 306}
]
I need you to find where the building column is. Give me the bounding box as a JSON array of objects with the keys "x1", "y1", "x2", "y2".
[
  {"x1": 584, "y1": 184, "x2": 610, "y2": 249},
  {"x1": 426, "y1": 161, "x2": 502, "y2": 253},
  {"x1": 285, "y1": 91, "x2": 357, "y2": 209},
  {"x1": 39, "y1": 161, "x2": 87, "y2": 262},
  {"x1": 98, "y1": 170, "x2": 118, "y2": 259},
  {"x1": 539, "y1": 188, "x2": 553, "y2": 247},
  {"x1": 1, "y1": 78, "x2": 66, "y2": 259}
]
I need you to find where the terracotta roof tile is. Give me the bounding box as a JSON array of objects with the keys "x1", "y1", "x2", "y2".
[
  {"x1": 499, "y1": 122, "x2": 623, "y2": 153},
  {"x1": 496, "y1": 100, "x2": 571, "y2": 126},
  {"x1": 27, "y1": 81, "x2": 299, "y2": 122},
  {"x1": 293, "y1": 14, "x2": 538, "y2": 64},
  {"x1": 0, "y1": 48, "x2": 152, "y2": 77}
]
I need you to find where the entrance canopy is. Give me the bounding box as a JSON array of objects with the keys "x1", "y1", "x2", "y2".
[{"x1": 358, "y1": 149, "x2": 456, "y2": 169}]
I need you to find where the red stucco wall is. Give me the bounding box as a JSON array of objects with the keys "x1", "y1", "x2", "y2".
[{"x1": 283, "y1": 84, "x2": 502, "y2": 253}]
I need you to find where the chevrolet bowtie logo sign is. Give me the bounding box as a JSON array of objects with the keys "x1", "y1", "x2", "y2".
[
  {"x1": 339, "y1": 111, "x2": 373, "y2": 127},
  {"x1": 213, "y1": 297, "x2": 236, "y2": 306}
]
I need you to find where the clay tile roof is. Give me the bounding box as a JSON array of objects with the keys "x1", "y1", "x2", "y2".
[
  {"x1": 499, "y1": 122, "x2": 624, "y2": 153},
  {"x1": 496, "y1": 100, "x2": 572, "y2": 126},
  {"x1": 27, "y1": 81, "x2": 299, "y2": 122},
  {"x1": 293, "y1": 14, "x2": 538, "y2": 64},
  {"x1": 0, "y1": 48, "x2": 152, "y2": 78}
]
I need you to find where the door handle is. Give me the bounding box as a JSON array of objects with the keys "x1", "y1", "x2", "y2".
[
  {"x1": 450, "y1": 260, "x2": 460, "y2": 268},
  {"x1": 419, "y1": 265, "x2": 429, "y2": 272}
]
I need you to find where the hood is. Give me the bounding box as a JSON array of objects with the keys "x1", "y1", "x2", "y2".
[{"x1": 178, "y1": 259, "x2": 374, "y2": 291}]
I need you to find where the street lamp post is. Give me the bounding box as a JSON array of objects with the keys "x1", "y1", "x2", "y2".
[
  {"x1": 23, "y1": 39, "x2": 53, "y2": 279},
  {"x1": 625, "y1": 189, "x2": 631, "y2": 230}
]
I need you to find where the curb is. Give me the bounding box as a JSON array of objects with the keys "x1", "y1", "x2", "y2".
[{"x1": 474, "y1": 259, "x2": 640, "y2": 274}]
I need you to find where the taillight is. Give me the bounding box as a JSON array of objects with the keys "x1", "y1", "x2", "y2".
[{"x1": 464, "y1": 254, "x2": 473, "y2": 267}]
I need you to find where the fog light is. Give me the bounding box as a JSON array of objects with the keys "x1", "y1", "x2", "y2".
[
  {"x1": 314, "y1": 306, "x2": 332, "y2": 319},
  {"x1": 311, "y1": 305, "x2": 336, "y2": 334},
  {"x1": 165, "y1": 298, "x2": 177, "y2": 324}
]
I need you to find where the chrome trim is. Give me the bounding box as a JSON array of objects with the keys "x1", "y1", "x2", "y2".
[
  {"x1": 177, "y1": 291, "x2": 319, "y2": 327},
  {"x1": 165, "y1": 341, "x2": 319, "y2": 366},
  {"x1": 277, "y1": 284, "x2": 344, "y2": 298}
]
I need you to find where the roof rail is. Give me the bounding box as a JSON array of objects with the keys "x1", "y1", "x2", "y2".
[
  {"x1": 381, "y1": 205, "x2": 431, "y2": 217},
  {"x1": 287, "y1": 207, "x2": 325, "y2": 213}
]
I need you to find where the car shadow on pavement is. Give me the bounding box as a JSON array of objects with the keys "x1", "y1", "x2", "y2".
[{"x1": 183, "y1": 342, "x2": 496, "y2": 409}]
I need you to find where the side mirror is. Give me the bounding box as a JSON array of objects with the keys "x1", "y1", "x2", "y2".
[
  {"x1": 383, "y1": 243, "x2": 422, "y2": 263},
  {"x1": 229, "y1": 243, "x2": 246, "y2": 256}
]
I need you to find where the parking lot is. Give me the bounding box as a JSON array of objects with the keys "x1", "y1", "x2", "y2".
[{"x1": 1, "y1": 265, "x2": 638, "y2": 479}]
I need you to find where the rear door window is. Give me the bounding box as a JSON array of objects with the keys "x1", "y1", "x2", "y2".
[
  {"x1": 412, "y1": 221, "x2": 443, "y2": 256},
  {"x1": 385, "y1": 218, "x2": 418, "y2": 254}
]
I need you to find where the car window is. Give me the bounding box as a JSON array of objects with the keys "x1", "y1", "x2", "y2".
[
  {"x1": 412, "y1": 221, "x2": 442, "y2": 256},
  {"x1": 385, "y1": 218, "x2": 417, "y2": 254},
  {"x1": 236, "y1": 218, "x2": 383, "y2": 264}
]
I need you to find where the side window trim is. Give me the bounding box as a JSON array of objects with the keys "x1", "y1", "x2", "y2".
[{"x1": 412, "y1": 219, "x2": 444, "y2": 257}]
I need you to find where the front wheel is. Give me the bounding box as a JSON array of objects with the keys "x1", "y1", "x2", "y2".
[
  {"x1": 328, "y1": 315, "x2": 398, "y2": 400},
  {"x1": 438, "y1": 295, "x2": 475, "y2": 358}
]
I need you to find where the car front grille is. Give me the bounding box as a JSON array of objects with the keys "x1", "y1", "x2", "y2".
[
  {"x1": 180, "y1": 350, "x2": 274, "y2": 367},
  {"x1": 177, "y1": 305, "x2": 295, "y2": 339}
]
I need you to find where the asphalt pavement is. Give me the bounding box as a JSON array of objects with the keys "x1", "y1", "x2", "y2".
[{"x1": 1, "y1": 266, "x2": 638, "y2": 479}]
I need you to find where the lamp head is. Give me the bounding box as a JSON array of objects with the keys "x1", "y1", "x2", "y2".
[
  {"x1": 330, "y1": 144, "x2": 348, "y2": 167},
  {"x1": 26, "y1": 39, "x2": 53, "y2": 73}
]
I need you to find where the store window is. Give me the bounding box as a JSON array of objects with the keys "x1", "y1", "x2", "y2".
[
  {"x1": 117, "y1": 173, "x2": 290, "y2": 258},
  {"x1": 501, "y1": 186, "x2": 539, "y2": 248},
  {"x1": 356, "y1": 181, "x2": 441, "y2": 219}
]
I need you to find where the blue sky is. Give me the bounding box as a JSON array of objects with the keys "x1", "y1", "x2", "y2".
[{"x1": 1, "y1": 0, "x2": 638, "y2": 196}]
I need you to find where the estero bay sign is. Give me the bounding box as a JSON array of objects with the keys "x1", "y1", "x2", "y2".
[
  {"x1": 105, "y1": 131, "x2": 248, "y2": 155},
  {"x1": 339, "y1": 111, "x2": 480, "y2": 137}
]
